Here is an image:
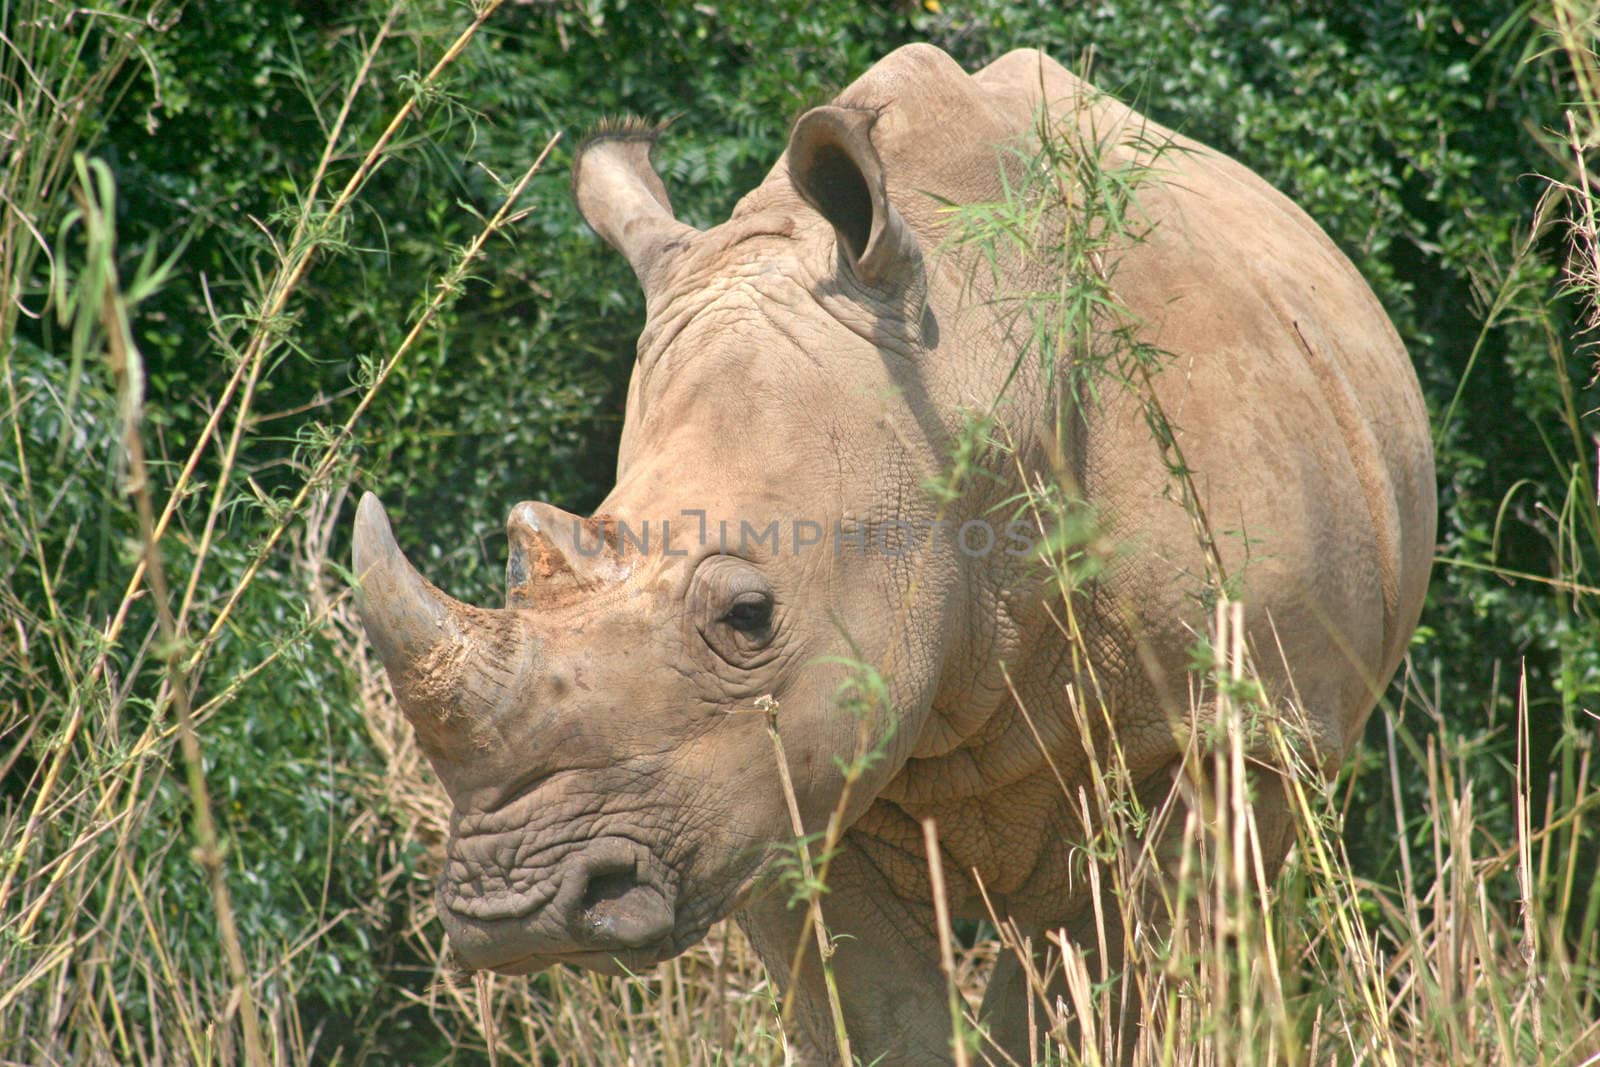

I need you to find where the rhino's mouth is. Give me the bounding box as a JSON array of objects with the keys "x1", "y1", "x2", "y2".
[
  {"x1": 439, "y1": 834, "x2": 681, "y2": 965},
  {"x1": 439, "y1": 826, "x2": 773, "y2": 977}
]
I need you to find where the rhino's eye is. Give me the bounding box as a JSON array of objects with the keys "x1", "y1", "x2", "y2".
[
  {"x1": 723, "y1": 591, "x2": 773, "y2": 635},
  {"x1": 692, "y1": 557, "x2": 779, "y2": 668}
]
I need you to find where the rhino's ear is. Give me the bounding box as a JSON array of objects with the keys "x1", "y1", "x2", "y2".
[
  {"x1": 787, "y1": 106, "x2": 921, "y2": 290},
  {"x1": 573, "y1": 118, "x2": 697, "y2": 296}
]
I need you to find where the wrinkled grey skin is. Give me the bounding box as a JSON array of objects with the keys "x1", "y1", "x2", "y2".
[{"x1": 353, "y1": 45, "x2": 1435, "y2": 1064}]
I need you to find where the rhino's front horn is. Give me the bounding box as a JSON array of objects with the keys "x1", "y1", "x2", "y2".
[
  {"x1": 353, "y1": 493, "x2": 533, "y2": 757},
  {"x1": 353, "y1": 492, "x2": 458, "y2": 673}
]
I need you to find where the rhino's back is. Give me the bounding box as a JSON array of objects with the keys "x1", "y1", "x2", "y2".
[{"x1": 823, "y1": 45, "x2": 1434, "y2": 756}]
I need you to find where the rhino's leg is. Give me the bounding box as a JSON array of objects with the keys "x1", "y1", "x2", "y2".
[
  {"x1": 736, "y1": 829, "x2": 955, "y2": 1066},
  {"x1": 979, "y1": 761, "x2": 1299, "y2": 1064},
  {"x1": 978, "y1": 928, "x2": 1068, "y2": 1063},
  {"x1": 980, "y1": 908, "x2": 1130, "y2": 1064}
]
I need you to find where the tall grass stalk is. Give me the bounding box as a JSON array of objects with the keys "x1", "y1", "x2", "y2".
[
  {"x1": 81, "y1": 150, "x2": 265, "y2": 1065},
  {"x1": 763, "y1": 695, "x2": 853, "y2": 1063}
]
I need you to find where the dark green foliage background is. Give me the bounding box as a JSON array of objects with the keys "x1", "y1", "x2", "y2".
[{"x1": 9, "y1": 0, "x2": 1596, "y2": 1058}]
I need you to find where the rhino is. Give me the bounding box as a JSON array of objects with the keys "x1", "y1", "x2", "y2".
[{"x1": 352, "y1": 44, "x2": 1435, "y2": 1064}]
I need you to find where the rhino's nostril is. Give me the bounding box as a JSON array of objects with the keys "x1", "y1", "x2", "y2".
[
  {"x1": 579, "y1": 864, "x2": 674, "y2": 949},
  {"x1": 581, "y1": 868, "x2": 637, "y2": 912}
]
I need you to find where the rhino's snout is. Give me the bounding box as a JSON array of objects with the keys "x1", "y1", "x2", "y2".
[{"x1": 443, "y1": 836, "x2": 677, "y2": 973}]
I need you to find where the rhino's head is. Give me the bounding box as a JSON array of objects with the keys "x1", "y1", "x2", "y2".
[{"x1": 355, "y1": 107, "x2": 990, "y2": 974}]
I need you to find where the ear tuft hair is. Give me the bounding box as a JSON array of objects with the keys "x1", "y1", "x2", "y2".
[
  {"x1": 578, "y1": 114, "x2": 670, "y2": 153},
  {"x1": 572, "y1": 115, "x2": 675, "y2": 202}
]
